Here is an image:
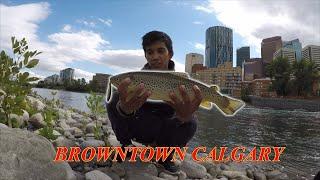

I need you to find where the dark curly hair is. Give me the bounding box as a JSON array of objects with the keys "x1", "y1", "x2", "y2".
[{"x1": 142, "y1": 31, "x2": 174, "y2": 57}]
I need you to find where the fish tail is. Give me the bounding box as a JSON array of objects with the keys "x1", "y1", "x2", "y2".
[
  {"x1": 106, "y1": 76, "x2": 112, "y2": 103},
  {"x1": 208, "y1": 85, "x2": 245, "y2": 116}
]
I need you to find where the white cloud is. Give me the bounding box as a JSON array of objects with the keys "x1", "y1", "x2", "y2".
[
  {"x1": 188, "y1": 42, "x2": 205, "y2": 52},
  {"x1": 62, "y1": 24, "x2": 72, "y2": 32},
  {"x1": 194, "y1": 0, "x2": 320, "y2": 55},
  {"x1": 193, "y1": 21, "x2": 204, "y2": 25},
  {"x1": 98, "y1": 18, "x2": 112, "y2": 27},
  {"x1": 74, "y1": 68, "x2": 95, "y2": 82},
  {"x1": 77, "y1": 19, "x2": 96, "y2": 27},
  {"x1": 173, "y1": 59, "x2": 185, "y2": 72},
  {"x1": 194, "y1": 5, "x2": 214, "y2": 14},
  {"x1": 0, "y1": 2, "x2": 50, "y2": 50},
  {"x1": 0, "y1": 2, "x2": 185, "y2": 80},
  {"x1": 195, "y1": 43, "x2": 205, "y2": 51}
]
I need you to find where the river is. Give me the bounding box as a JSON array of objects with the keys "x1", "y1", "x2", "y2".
[{"x1": 32, "y1": 88, "x2": 320, "y2": 179}]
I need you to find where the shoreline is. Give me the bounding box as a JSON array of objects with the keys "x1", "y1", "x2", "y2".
[
  {"x1": 0, "y1": 95, "x2": 295, "y2": 180},
  {"x1": 247, "y1": 95, "x2": 320, "y2": 112}
]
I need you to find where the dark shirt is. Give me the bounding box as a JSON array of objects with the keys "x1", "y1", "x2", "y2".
[{"x1": 106, "y1": 60, "x2": 197, "y2": 146}]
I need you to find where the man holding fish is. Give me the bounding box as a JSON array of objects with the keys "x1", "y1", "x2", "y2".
[{"x1": 106, "y1": 31, "x2": 203, "y2": 173}]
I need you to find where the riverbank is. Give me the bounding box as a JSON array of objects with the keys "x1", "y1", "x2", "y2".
[
  {"x1": 0, "y1": 95, "x2": 291, "y2": 180},
  {"x1": 248, "y1": 95, "x2": 320, "y2": 112}
]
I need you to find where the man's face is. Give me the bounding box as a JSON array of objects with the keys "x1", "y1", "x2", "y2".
[{"x1": 145, "y1": 41, "x2": 172, "y2": 70}]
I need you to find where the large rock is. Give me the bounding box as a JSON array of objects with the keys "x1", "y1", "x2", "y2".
[
  {"x1": 59, "y1": 119, "x2": 71, "y2": 130},
  {"x1": 9, "y1": 114, "x2": 24, "y2": 128},
  {"x1": 86, "y1": 123, "x2": 96, "y2": 134},
  {"x1": 80, "y1": 139, "x2": 105, "y2": 149},
  {"x1": 180, "y1": 159, "x2": 207, "y2": 178},
  {"x1": 126, "y1": 172, "x2": 165, "y2": 180},
  {"x1": 112, "y1": 160, "x2": 158, "y2": 176},
  {"x1": 66, "y1": 118, "x2": 77, "y2": 126},
  {"x1": 253, "y1": 171, "x2": 267, "y2": 180},
  {"x1": 27, "y1": 96, "x2": 46, "y2": 111},
  {"x1": 0, "y1": 127, "x2": 76, "y2": 180},
  {"x1": 221, "y1": 170, "x2": 247, "y2": 179},
  {"x1": 52, "y1": 136, "x2": 77, "y2": 148},
  {"x1": 108, "y1": 134, "x2": 121, "y2": 146},
  {"x1": 0, "y1": 123, "x2": 8, "y2": 128},
  {"x1": 73, "y1": 127, "x2": 84, "y2": 138},
  {"x1": 159, "y1": 172, "x2": 179, "y2": 180},
  {"x1": 85, "y1": 170, "x2": 112, "y2": 180},
  {"x1": 97, "y1": 168, "x2": 121, "y2": 180},
  {"x1": 71, "y1": 112, "x2": 84, "y2": 121},
  {"x1": 29, "y1": 113, "x2": 46, "y2": 129},
  {"x1": 22, "y1": 110, "x2": 29, "y2": 122}
]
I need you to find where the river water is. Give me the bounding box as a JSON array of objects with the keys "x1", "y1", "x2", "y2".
[{"x1": 32, "y1": 88, "x2": 320, "y2": 179}]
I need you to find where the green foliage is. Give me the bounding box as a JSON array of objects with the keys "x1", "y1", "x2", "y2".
[
  {"x1": 0, "y1": 37, "x2": 41, "y2": 127},
  {"x1": 48, "y1": 90, "x2": 61, "y2": 108},
  {"x1": 86, "y1": 92, "x2": 106, "y2": 117},
  {"x1": 266, "y1": 57, "x2": 291, "y2": 96},
  {"x1": 39, "y1": 108, "x2": 58, "y2": 140},
  {"x1": 86, "y1": 92, "x2": 106, "y2": 140},
  {"x1": 267, "y1": 57, "x2": 320, "y2": 97},
  {"x1": 292, "y1": 59, "x2": 319, "y2": 96},
  {"x1": 240, "y1": 87, "x2": 251, "y2": 102}
]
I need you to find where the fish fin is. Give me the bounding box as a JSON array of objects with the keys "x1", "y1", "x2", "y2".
[
  {"x1": 208, "y1": 85, "x2": 245, "y2": 116},
  {"x1": 218, "y1": 96, "x2": 245, "y2": 116},
  {"x1": 200, "y1": 101, "x2": 212, "y2": 109},
  {"x1": 209, "y1": 85, "x2": 220, "y2": 92},
  {"x1": 106, "y1": 78, "x2": 112, "y2": 102},
  {"x1": 169, "y1": 72, "x2": 190, "y2": 79}
]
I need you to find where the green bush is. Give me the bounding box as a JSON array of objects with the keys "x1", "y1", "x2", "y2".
[
  {"x1": 0, "y1": 37, "x2": 40, "y2": 127},
  {"x1": 86, "y1": 92, "x2": 106, "y2": 140}
]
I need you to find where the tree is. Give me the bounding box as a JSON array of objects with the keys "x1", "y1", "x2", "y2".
[
  {"x1": 292, "y1": 59, "x2": 319, "y2": 96},
  {"x1": 241, "y1": 86, "x2": 251, "y2": 102},
  {"x1": 266, "y1": 57, "x2": 291, "y2": 96},
  {"x1": 0, "y1": 37, "x2": 40, "y2": 127}
]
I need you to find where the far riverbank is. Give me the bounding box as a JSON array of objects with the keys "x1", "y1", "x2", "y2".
[{"x1": 248, "y1": 95, "x2": 320, "y2": 112}]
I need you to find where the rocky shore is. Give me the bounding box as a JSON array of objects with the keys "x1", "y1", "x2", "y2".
[{"x1": 0, "y1": 96, "x2": 290, "y2": 180}]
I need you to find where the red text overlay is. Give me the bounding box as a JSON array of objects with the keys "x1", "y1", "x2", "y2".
[{"x1": 53, "y1": 146, "x2": 286, "y2": 163}]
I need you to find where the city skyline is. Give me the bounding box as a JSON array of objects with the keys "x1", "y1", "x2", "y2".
[{"x1": 1, "y1": 0, "x2": 319, "y2": 81}]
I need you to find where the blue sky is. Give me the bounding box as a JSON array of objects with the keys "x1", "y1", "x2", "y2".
[{"x1": 1, "y1": 0, "x2": 319, "y2": 81}]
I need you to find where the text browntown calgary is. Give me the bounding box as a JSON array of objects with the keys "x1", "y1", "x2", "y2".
[{"x1": 54, "y1": 146, "x2": 286, "y2": 163}]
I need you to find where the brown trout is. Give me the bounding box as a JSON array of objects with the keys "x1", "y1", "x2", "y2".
[{"x1": 106, "y1": 71, "x2": 245, "y2": 116}]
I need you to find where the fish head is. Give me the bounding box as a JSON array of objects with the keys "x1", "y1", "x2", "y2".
[{"x1": 109, "y1": 72, "x2": 135, "y2": 87}]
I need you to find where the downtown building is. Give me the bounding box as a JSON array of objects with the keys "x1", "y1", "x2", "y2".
[
  {"x1": 91, "y1": 73, "x2": 111, "y2": 92},
  {"x1": 283, "y1": 39, "x2": 302, "y2": 61},
  {"x1": 185, "y1": 53, "x2": 204, "y2": 74},
  {"x1": 273, "y1": 47, "x2": 296, "y2": 65},
  {"x1": 236, "y1": 46, "x2": 250, "y2": 67},
  {"x1": 303, "y1": 45, "x2": 320, "y2": 70},
  {"x1": 242, "y1": 58, "x2": 264, "y2": 81},
  {"x1": 205, "y1": 26, "x2": 233, "y2": 68},
  {"x1": 60, "y1": 68, "x2": 75, "y2": 84},
  {"x1": 44, "y1": 74, "x2": 60, "y2": 84},
  {"x1": 261, "y1": 36, "x2": 282, "y2": 64},
  {"x1": 193, "y1": 62, "x2": 242, "y2": 97}
]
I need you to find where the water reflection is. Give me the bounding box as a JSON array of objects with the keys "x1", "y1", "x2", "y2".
[{"x1": 190, "y1": 107, "x2": 320, "y2": 179}]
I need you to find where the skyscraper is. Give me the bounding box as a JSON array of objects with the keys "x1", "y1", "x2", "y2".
[
  {"x1": 185, "y1": 53, "x2": 204, "y2": 74},
  {"x1": 236, "y1": 46, "x2": 250, "y2": 67},
  {"x1": 261, "y1": 36, "x2": 282, "y2": 64},
  {"x1": 303, "y1": 45, "x2": 320, "y2": 70},
  {"x1": 60, "y1": 68, "x2": 75, "y2": 83},
  {"x1": 283, "y1": 39, "x2": 302, "y2": 61},
  {"x1": 273, "y1": 48, "x2": 296, "y2": 65},
  {"x1": 205, "y1": 26, "x2": 233, "y2": 68}
]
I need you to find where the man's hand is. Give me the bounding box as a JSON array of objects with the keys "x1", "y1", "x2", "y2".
[
  {"x1": 118, "y1": 77, "x2": 151, "y2": 115},
  {"x1": 165, "y1": 85, "x2": 203, "y2": 123}
]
